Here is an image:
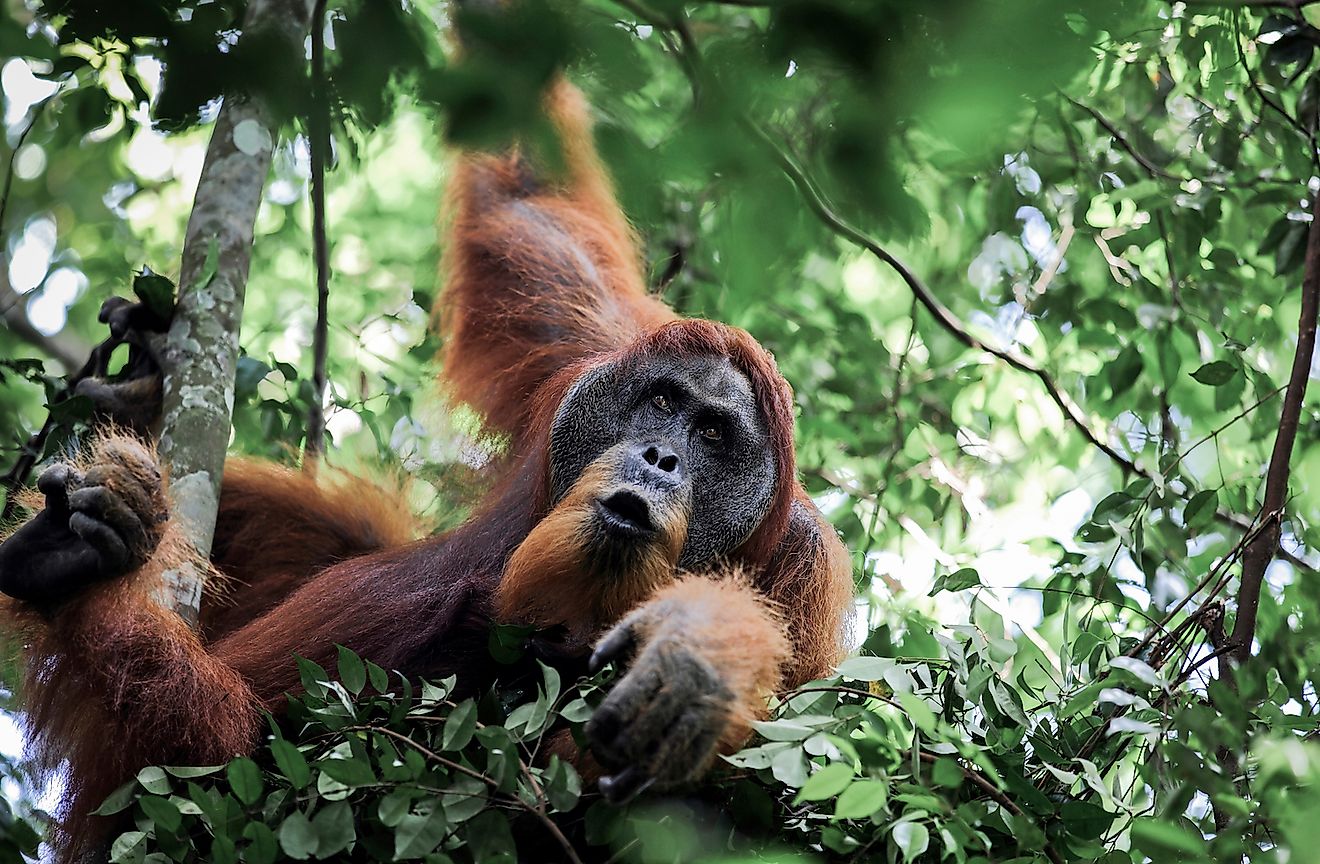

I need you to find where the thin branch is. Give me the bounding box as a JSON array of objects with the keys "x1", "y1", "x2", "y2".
[
  {"x1": 1206, "y1": 199, "x2": 1320, "y2": 834},
  {"x1": 1221, "y1": 209, "x2": 1320, "y2": 671},
  {"x1": 0, "y1": 330, "x2": 129, "y2": 522},
  {"x1": 1231, "y1": 10, "x2": 1319, "y2": 160},
  {"x1": 304, "y1": 0, "x2": 332, "y2": 467},
  {"x1": 1067, "y1": 98, "x2": 1181, "y2": 181},
  {"x1": 0, "y1": 96, "x2": 46, "y2": 238},
  {"x1": 357, "y1": 725, "x2": 585, "y2": 864},
  {"x1": 747, "y1": 120, "x2": 1138, "y2": 472},
  {"x1": 914, "y1": 752, "x2": 1063, "y2": 864},
  {"x1": 0, "y1": 268, "x2": 88, "y2": 371},
  {"x1": 0, "y1": 98, "x2": 86, "y2": 371}
]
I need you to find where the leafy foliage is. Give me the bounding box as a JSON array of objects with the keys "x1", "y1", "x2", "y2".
[
  {"x1": 4, "y1": 0, "x2": 1320, "y2": 861},
  {"x1": 99, "y1": 646, "x2": 596, "y2": 864}
]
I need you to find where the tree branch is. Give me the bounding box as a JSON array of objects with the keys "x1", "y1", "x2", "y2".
[
  {"x1": 304, "y1": 0, "x2": 332, "y2": 467},
  {"x1": 1067, "y1": 98, "x2": 1182, "y2": 181},
  {"x1": 150, "y1": 0, "x2": 317, "y2": 625},
  {"x1": 747, "y1": 121, "x2": 1139, "y2": 471},
  {"x1": 0, "y1": 268, "x2": 89, "y2": 372},
  {"x1": 1221, "y1": 209, "x2": 1320, "y2": 670}
]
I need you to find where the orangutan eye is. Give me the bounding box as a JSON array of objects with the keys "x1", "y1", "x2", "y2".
[
  {"x1": 698, "y1": 424, "x2": 723, "y2": 442},
  {"x1": 652, "y1": 393, "x2": 673, "y2": 413}
]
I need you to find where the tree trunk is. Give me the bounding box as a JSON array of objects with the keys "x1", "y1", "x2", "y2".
[{"x1": 152, "y1": 0, "x2": 317, "y2": 625}]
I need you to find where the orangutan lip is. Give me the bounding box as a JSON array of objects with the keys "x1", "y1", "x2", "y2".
[{"x1": 594, "y1": 491, "x2": 656, "y2": 538}]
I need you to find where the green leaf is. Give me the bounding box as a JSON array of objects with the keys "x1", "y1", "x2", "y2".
[
  {"x1": 544, "y1": 756, "x2": 582, "y2": 812},
  {"x1": 132, "y1": 267, "x2": 176, "y2": 319},
  {"x1": 898, "y1": 691, "x2": 937, "y2": 732},
  {"x1": 1190, "y1": 361, "x2": 1238, "y2": 386},
  {"x1": 1130, "y1": 817, "x2": 1208, "y2": 857},
  {"x1": 795, "y1": 762, "x2": 854, "y2": 802},
  {"x1": 243, "y1": 823, "x2": 278, "y2": 864},
  {"x1": 835, "y1": 780, "x2": 888, "y2": 819},
  {"x1": 771, "y1": 746, "x2": 809, "y2": 786},
  {"x1": 753, "y1": 719, "x2": 818, "y2": 742},
  {"x1": 311, "y1": 800, "x2": 355, "y2": 856},
  {"x1": 162, "y1": 765, "x2": 222, "y2": 778},
  {"x1": 394, "y1": 805, "x2": 448, "y2": 859},
  {"x1": 378, "y1": 790, "x2": 412, "y2": 827},
  {"x1": 559, "y1": 697, "x2": 593, "y2": 723},
  {"x1": 366, "y1": 660, "x2": 390, "y2": 693},
  {"x1": 92, "y1": 781, "x2": 137, "y2": 816},
  {"x1": 137, "y1": 766, "x2": 171, "y2": 795},
  {"x1": 137, "y1": 795, "x2": 182, "y2": 834},
  {"x1": 318, "y1": 755, "x2": 376, "y2": 787},
  {"x1": 929, "y1": 756, "x2": 964, "y2": 789},
  {"x1": 1106, "y1": 343, "x2": 1143, "y2": 398},
  {"x1": 892, "y1": 822, "x2": 930, "y2": 862},
  {"x1": 110, "y1": 831, "x2": 148, "y2": 863},
  {"x1": 468, "y1": 810, "x2": 516, "y2": 862},
  {"x1": 271, "y1": 737, "x2": 312, "y2": 789},
  {"x1": 442, "y1": 699, "x2": 478, "y2": 750},
  {"x1": 226, "y1": 757, "x2": 263, "y2": 806},
  {"x1": 933, "y1": 567, "x2": 981, "y2": 593},
  {"x1": 235, "y1": 355, "x2": 271, "y2": 400},
  {"x1": 278, "y1": 810, "x2": 318, "y2": 860},
  {"x1": 836, "y1": 655, "x2": 892, "y2": 681},
  {"x1": 295, "y1": 656, "x2": 330, "y2": 699},
  {"x1": 1184, "y1": 489, "x2": 1218, "y2": 529},
  {"x1": 336, "y1": 644, "x2": 367, "y2": 695},
  {"x1": 1092, "y1": 491, "x2": 1137, "y2": 522},
  {"x1": 1060, "y1": 800, "x2": 1117, "y2": 840}
]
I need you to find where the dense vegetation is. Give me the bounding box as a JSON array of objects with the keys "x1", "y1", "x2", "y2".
[{"x1": 2, "y1": 0, "x2": 1320, "y2": 861}]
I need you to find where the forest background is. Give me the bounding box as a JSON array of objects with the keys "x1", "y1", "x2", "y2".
[{"x1": 0, "y1": 1, "x2": 1318, "y2": 862}]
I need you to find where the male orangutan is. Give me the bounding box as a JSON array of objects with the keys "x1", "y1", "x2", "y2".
[{"x1": 0, "y1": 77, "x2": 853, "y2": 857}]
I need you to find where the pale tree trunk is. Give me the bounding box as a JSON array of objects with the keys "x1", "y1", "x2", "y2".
[{"x1": 152, "y1": 0, "x2": 317, "y2": 625}]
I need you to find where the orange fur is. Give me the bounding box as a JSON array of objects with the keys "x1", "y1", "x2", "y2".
[
  {"x1": 440, "y1": 79, "x2": 675, "y2": 447},
  {"x1": 639, "y1": 573, "x2": 791, "y2": 753},
  {"x1": 202, "y1": 458, "x2": 420, "y2": 639},
  {"x1": 1, "y1": 435, "x2": 259, "y2": 861}
]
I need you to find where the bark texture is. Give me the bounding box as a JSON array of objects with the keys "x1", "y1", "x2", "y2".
[{"x1": 152, "y1": 0, "x2": 317, "y2": 624}]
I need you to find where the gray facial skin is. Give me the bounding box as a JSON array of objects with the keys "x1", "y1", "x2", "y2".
[{"x1": 548, "y1": 353, "x2": 776, "y2": 568}]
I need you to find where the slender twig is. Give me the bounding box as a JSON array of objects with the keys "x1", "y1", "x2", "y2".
[
  {"x1": 855, "y1": 300, "x2": 918, "y2": 570},
  {"x1": 914, "y1": 752, "x2": 1063, "y2": 864},
  {"x1": 0, "y1": 265, "x2": 88, "y2": 370},
  {"x1": 356, "y1": 725, "x2": 585, "y2": 864},
  {"x1": 0, "y1": 96, "x2": 47, "y2": 241},
  {"x1": 305, "y1": 0, "x2": 332, "y2": 467},
  {"x1": 1221, "y1": 211, "x2": 1320, "y2": 672},
  {"x1": 1231, "y1": 10, "x2": 1320, "y2": 161},
  {"x1": 1207, "y1": 193, "x2": 1320, "y2": 835},
  {"x1": 1067, "y1": 98, "x2": 1182, "y2": 180},
  {"x1": 783, "y1": 684, "x2": 903, "y2": 711},
  {"x1": 0, "y1": 99, "x2": 88, "y2": 370},
  {"x1": 749, "y1": 121, "x2": 1138, "y2": 471}
]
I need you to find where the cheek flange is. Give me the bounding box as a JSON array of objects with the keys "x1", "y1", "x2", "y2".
[{"x1": 548, "y1": 362, "x2": 630, "y2": 505}]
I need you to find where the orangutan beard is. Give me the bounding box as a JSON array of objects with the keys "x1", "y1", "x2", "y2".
[{"x1": 495, "y1": 455, "x2": 689, "y2": 645}]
